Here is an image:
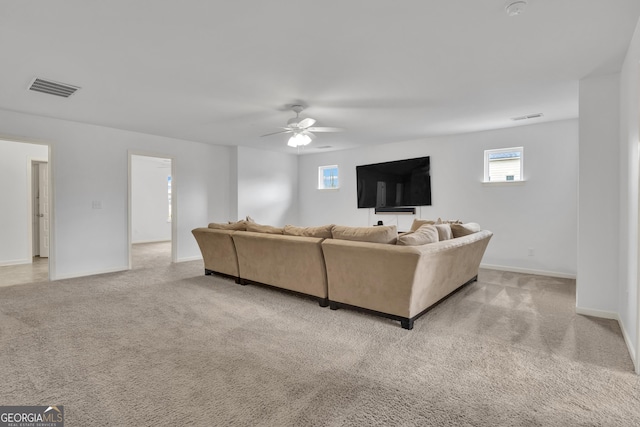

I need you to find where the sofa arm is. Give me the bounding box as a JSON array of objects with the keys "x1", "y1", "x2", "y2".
[
  {"x1": 322, "y1": 230, "x2": 493, "y2": 319},
  {"x1": 191, "y1": 228, "x2": 239, "y2": 278}
]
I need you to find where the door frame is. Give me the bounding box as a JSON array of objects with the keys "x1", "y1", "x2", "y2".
[
  {"x1": 12, "y1": 137, "x2": 53, "y2": 280},
  {"x1": 127, "y1": 150, "x2": 177, "y2": 269},
  {"x1": 29, "y1": 159, "x2": 48, "y2": 257}
]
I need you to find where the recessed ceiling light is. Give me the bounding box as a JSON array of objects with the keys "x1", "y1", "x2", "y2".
[{"x1": 505, "y1": 1, "x2": 527, "y2": 16}]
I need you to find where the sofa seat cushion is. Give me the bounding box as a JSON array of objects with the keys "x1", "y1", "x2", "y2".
[
  {"x1": 284, "y1": 224, "x2": 334, "y2": 238},
  {"x1": 451, "y1": 222, "x2": 481, "y2": 238},
  {"x1": 396, "y1": 224, "x2": 439, "y2": 246},
  {"x1": 332, "y1": 225, "x2": 398, "y2": 244}
]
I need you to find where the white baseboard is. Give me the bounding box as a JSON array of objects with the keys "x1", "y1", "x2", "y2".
[
  {"x1": 480, "y1": 263, "x2": 576, "y2": 279},
  {"x1": 132, "y1": 239, "x2": 171, "y2": 244},
  {"x1": 616, "y1": 313, "x2": 638, "y2": 373},
  {"x1": 176, "y1": 256, "x2": 202, "y2": 263},
  {"x1": 52, "y1": 266, "x2": 128, "y2": 281},
  {"x1": 576, "y1": 306, "x2": 637, "y2": 373},
  {"x1": 0, "y1": 258, "x2": 32, "y2": 267},
  {"x1": 575, "y1": 306, "x2": 618, "y2": 319}
]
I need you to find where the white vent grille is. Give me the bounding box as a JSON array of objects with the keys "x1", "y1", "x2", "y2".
[
  {"x1": 512, "y1": 113, "x2": 543, "y2": 121},
  {"x1": 28, "y1": 78, "x2": 80, "y2": 98},
  {"x1": 315, "y1": 145, "x2": 332, "y2": 149}
]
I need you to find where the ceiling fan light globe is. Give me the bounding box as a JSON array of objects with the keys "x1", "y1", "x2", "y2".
[{"x1": 288, "y1": 133, "x2": 312, "y2": 147}]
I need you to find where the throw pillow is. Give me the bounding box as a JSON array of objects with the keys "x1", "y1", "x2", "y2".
[
  {"x1": 434, "y1": 223, "x2": 452, "y2": 241},
  {"x1": 283, "y1": 224, "x2": 334, "y2": 238},
  {"x1": 331, "y1": 225, "x2": 398, "y2": 244},
  {"x1": 451, "y1": 222, "x2": 481, "y2": 238},
  {"x1": 396, "y1": 225, "x2": 439, "y2": 246},
  {"x1": 246, "y1": 222, "x2": 283, "y2": 234},
  {"x1": 410, "y1": 219, "x2": 436, "y2": 232},
  {"x1": 209, "y1": 221, "x2": 247, "y2": 231},
  {"x1": 435, "y1": 217, "x2": 462, "y2": 225}
]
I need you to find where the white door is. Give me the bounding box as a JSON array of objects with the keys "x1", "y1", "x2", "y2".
[{"x1": 38, "y1": 163, "x2": 49, "y2": 258}]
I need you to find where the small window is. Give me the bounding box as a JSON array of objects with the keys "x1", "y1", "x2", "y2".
[
  {"x1": 484, "y1": 147, "x2": 523, "y2": 182},
  {"x1": 318, "y1": 165, "x2": 339, "y2": 189}
]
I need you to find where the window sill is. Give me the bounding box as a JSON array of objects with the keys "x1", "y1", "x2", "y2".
[
  {"x1": 482, "y1": 180, "x2": 526, "y2": 186},
  {"x1": 318, "y1": 187, "x2": 340, "y2": 191}
]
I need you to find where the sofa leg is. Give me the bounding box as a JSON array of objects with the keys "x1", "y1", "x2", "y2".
[
  {"x1": 472, "y1": 275, "x2": 478, "y2": 282},
  {"x1": 318, "y1": 298, "x2": 329, "y2": 308},
  {"x1": 329, "y1": 302, "x2": 339, "y2": 311},
  {"x1": 204, "y1": 269, "x2": 213, "y2": 276},
  {"x1": 235, "y1": 277, "x2": 241, "y2": 284},
  {"x1": 239, "y1": 279, "x2": 248, "y2": 286},
  {"x1": 401, "y1": 318, "x2": 414, "y2": 330}
]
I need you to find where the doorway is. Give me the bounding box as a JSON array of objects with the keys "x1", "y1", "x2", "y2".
[
  {"x1": 32, "y1": 161, "x2": 49, "y2": 258},
  {"x1": 128, "y1": 153, "x2": 175, "y2": 269},
  {"x1": 0, "y1": 139, "x2": 50, "y2": 287}
]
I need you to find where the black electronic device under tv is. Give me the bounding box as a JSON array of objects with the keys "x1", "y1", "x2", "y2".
[{"x1": 356, "y1": 156, "x2": 431, "y2": 209}]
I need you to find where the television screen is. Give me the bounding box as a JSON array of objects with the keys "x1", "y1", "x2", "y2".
[{"x1": 356, "y1": 156, "x2": 431, "y2": 208}]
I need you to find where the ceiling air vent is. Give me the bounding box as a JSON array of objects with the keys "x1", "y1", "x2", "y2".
[
  {"x1": 28, "y1": 78, "x2": 80, "y2": 98},
  {"x1": 512, "y1": 113, "x2": 543, "y2": 121},
  {"x1": 315, "y1": 145, "x2": 332, "y2": 149}
]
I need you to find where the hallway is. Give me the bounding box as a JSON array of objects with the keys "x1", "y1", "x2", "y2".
[{"x1": 0, "y1": 241, "x2": 172, "y2": 287}]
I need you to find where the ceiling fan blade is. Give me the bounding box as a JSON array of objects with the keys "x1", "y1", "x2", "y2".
[
  {"x1": 261, "y1": 129, "x2": 293, "y2": 137},
  {"x1": 306, "y1": 127, "x2": 344, "y2": 132},
  {"x1": 297, "y1": 118, "x2": 316, "y2": 129}
]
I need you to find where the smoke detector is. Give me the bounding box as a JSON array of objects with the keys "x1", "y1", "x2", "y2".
[{"x1": 505, "y1": 1, "x2": 527, "y2": 16}]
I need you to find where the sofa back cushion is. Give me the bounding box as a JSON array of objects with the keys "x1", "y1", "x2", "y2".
[
  {"x1": 331, "y1": 225, "x2": 398, "y2": 244},
  {"x1": 209, "y1": 221, "x2": 247, "y2": 231},
  {"x1": 283, "y1": 224, "x2": 334, "y2": 238},
  {"x1": 451, "y1": 222, "x2": 481, "y2": 238},
  {"x1": 246, "y1": 222, "x2": 284, "y2": 234},
  {"x1": 396, "y1": 225, "x2": 439, "y2": 246}
]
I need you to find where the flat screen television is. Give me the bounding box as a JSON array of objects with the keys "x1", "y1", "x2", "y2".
[{"x1": 356, "y1": 156, "x2": 431, "y2": 208}]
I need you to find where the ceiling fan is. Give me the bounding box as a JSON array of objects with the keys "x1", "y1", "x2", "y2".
[{"x1": 261, "y1": 105, "x2": 343, "y2": 147}]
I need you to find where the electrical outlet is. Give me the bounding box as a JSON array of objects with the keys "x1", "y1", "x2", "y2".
[{"x1": 528, "y1": 248, "x2": 534, "y2": 257}]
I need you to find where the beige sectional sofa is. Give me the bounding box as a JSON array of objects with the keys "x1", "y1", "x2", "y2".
[{"x1": 192, "y1": 220, "x2": 492, "y2": 329}]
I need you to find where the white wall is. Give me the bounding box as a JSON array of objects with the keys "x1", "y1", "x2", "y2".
[
  {"x1": 235, "y1": 146, "x2": 298, "y2": 226},
  {"x1": 0, "y1": 139, "x2": 48, "y2": 265},
  {"x1": 577, "y1": 74, "x2": 621, "y2": 314},
  {"x1": 0, "y1": 109, "x2": 232, "y2": 279},
  {"x1": 131, "y1": 155, "x2": 172, "y2": 243},
  {"x1": 619, "y1": 15, "x2": 640, "y2": 369},
  {"x1": 298, "y1": 120, "x2": 578, "y2": 277}
]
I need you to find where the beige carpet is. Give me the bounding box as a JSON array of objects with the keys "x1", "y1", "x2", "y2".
[{"x1": 1, "y1": 261, "x2": 639, "y2": 426}]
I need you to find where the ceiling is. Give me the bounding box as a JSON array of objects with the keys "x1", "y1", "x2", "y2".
[{"x1": 1, "y1": 1, "x2": 639, "y2": 154}]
